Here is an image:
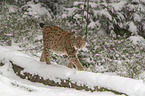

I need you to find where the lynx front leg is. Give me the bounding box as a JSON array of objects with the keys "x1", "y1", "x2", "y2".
[
  {"x1": 44, "y1": 49, "x2": 51, "y2": 64},
  {"x1": 68, "y1": 53, "x2": 85, "y2": 71},
  {"x1": 43, "y1": 46, "x2": 51, "y2": 64}
]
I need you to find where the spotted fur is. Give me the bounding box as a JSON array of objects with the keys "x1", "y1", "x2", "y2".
[{"x1": 40, "y1": 23, "x2": 86, "y2": 71}]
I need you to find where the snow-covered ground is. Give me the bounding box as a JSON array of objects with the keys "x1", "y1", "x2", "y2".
[
  {"x1": 0, "y1": 46, "x2": 122, "y2": 96},
  {"x1": 0, "y1": 75, "x2": 119, "y2": 96},
  {"x1": 0, "y1": 46, "x2": 145, "y2": 96},
  {"x1": 0, "y1": 46, "x2": 123, "y2": 96}
]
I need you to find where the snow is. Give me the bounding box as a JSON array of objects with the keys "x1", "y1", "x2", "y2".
[
  {"x1": 134, "y1": 13, "x2": 142, "y2": 22},
  {"x1": 6, "y1": 4, "x2": 18, "y2": 13},
  {"x1": 138, "y1": 3, "x2": 145, "y2": 12},
  {"x1": 96, "y1": 8, "x2": 112, "y2": 21},
  {"x1": 0, "y1": 46, "x2": 145, "y2": 96},
  {"x1": 23, "y1": 1, "x2": 51, "y2": 18},
  {"x1": 62, "y1": 7, "x2": 78, "y2": 18},
  {"x1": 89, "y1": 2, "x2": 98, "y2": 8},
  {"x1": 0, "y1": 48, "x2": 121, "y2": 96},
  {"x1": 116, "y1": 12, "x2": 125, "y2": 21},
  {"x1": 74, "y1": 2, "x2": 97, "y2": 8},
  {"x1": 128, "y1": 35, "x2": 145, "y2": 46},
  {"x1": 139, "y1": 72, "x2": 145, "y2": 81},
  {"x1": 73, "y1": 2, "x2": 84, "y2": 6},
  {"x1": 128, "y1": 22, "x2": 138, "y2": 35},
  {"x1": 88, "y1": 20, "x2": 100, "y2": 28},
  {"x1": 110, "y1": 1, "x2": 127, "y2": 11},
  {"x1": 0, "y1": 75, "x2": 118, "y2": 96}
]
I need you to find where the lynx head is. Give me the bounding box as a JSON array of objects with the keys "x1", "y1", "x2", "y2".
[{"x1": 72, "y1": 35, "x2": 86, "y2": 49}]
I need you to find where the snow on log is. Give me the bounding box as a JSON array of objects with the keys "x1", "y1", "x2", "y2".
[{"x1": 0, "y1": 46, "x2": 145, "y2": 96}]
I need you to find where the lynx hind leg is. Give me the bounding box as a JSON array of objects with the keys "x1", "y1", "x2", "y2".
[
  {"x1": 68, "y1": 61, "x2": 73, "y2": 68},
  {"x1": 43, "y1": 47, "x2": 51, "y2": 64},
  {"x1": 40, "y1": 50, "x2": 45, "y2": 62}
]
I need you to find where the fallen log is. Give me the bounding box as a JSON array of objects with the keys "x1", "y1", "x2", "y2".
[
  {"x1": 0, "y1": 46, "x2": 145, "y2": 96},
  {"x1": 9, "y1": 61, "x2": 125, "y2": 95}
]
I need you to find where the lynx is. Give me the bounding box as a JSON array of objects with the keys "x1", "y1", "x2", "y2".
[{"x1": 39, "y1": 23, "x2": 86, "y2": 71}]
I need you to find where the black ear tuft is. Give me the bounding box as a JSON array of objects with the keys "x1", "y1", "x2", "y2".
[{"x1": 39, "y1": 23, "x2": 45, "y2": 28}]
